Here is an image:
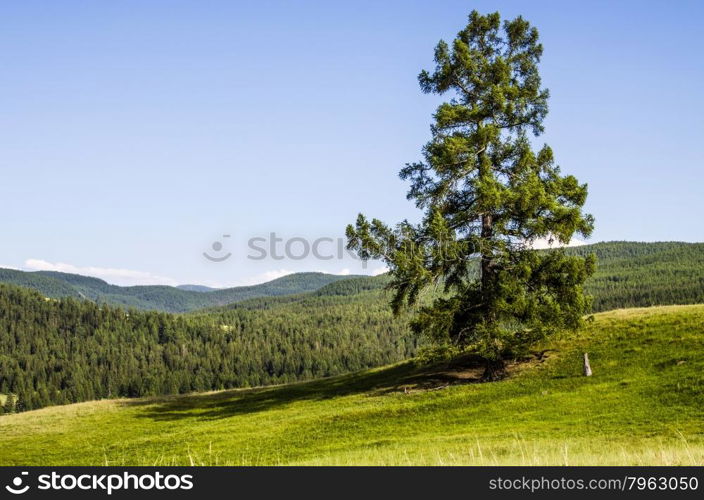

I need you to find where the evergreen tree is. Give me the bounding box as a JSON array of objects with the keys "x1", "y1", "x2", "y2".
[
  {"x1": 347, "y1": 11, "x2": 595, "y2": 379},
  {"x1": 3, "y1": 394, "x2": 15, "y2": 414},
  {"x1": 0, "y1": 283, "x2": 415, "y2": 412}
]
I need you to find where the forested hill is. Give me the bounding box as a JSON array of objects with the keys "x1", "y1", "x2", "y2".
[
  {"x1": 0, "y1": 283, "x2": 413, "y2": 412},
  {"x1": 0, "y1": 270, "x2": 357, "y2": 312},
  {"x1": 565, "y1": 241, "x2": 704, "y2": 311},
  {"x1": 206, "y1": 241, "x2": 704, "y2": 315},
  {"x1": 0, "y1": 242, "x2": 701, "y2": 314},
  {"x1": 0, "y1": 241, "x2": 702, "y2": 412}
]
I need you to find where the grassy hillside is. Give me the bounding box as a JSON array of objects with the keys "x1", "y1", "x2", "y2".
[
  {"x1": 0, "y1": 270, "x2": 356, "y2": 312},
  {"x1": 1, "y1": 304, "x2": 702, "y2": 466}
]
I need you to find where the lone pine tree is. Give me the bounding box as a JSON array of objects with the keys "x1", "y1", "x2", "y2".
[{"x1": 347, "y1": 11, "x2": 595, "y2": 380}]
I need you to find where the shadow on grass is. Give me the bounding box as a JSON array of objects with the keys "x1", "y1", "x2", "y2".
[{"x1": 121, "y1": 355, "x2": 485, "y2": 422}]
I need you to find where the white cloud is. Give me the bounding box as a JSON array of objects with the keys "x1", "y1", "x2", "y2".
[
  {"x1": 370, "y1": 266, "x2": 389, "y2": 276},
  {"x1": 24, "y1": 259, "x2": 179, "y2": 287},
  {"x1": 336, "y1": 268, "x2": 351, "y2": 276},
  {"x1": 530, "y1": 237, "x2": 587, "y2": 250}
]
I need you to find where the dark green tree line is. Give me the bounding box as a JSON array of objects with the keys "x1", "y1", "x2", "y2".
[{"x1": 0, "y1": 284, "x2": 414, "y2": 412}]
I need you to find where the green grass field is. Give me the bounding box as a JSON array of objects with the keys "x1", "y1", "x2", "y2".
[{"x1": 1, "y1": 304, "x2": 703, "y2": 466}]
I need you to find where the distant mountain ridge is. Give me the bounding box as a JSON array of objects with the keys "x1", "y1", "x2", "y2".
[
  {"x1": 1, "y1": 241, "x2": 702, "y2": 314},
  {"x1": 0, "y1": 269, "x2": 359, "y2": 312},
  {"x1": 176, "y1": 284, "x2": 219, "y2": 292},
  {"x1": 0, "y1": 240, "x2": 702, "y2": 413},
  {"x1": 202, "y1": 241, "x2": 704, "y2": 315}
]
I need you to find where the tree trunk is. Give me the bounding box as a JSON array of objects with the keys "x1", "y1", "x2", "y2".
[
  {"x1": 480, "y1": 213, "x2": 494, "y2": 292},
  {"x1": 478, "y1": 145, "x2": 502, "y2": 381},
  {"x1": 481, "y1": 357, "x2": 507, "y2": 381},
  {"x1": 479, "y1": 212, "x2": 504, "y2": 378}
]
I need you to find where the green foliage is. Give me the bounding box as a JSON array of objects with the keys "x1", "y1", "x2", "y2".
[
  {"x1": 308, "y1": 242, "x2": 704, "y2": 315},
  {"x1": 2, "y1": 393, "x2": 15, "y2": 414},
  {"x1": 0, "y1": 241, "x2": 701, "y2": 413},
  {"x1": 0, "y1": 270, "x2": 357, "y2": 312},
  {"x1": 347, "y1": 11, "x2": 594, "y2": 375},
  {"x1": 0, "y1": 284, "x2": 414, "y2": 412},
  {"x1": 565, "y1": 242, "x2": 704, "y2": 311},
  {"x1": 0, "y1": 269, "x2": 80, "y2": 298},
  {"x1": 4, "y1": 242, "x2": 698, "y2": 318},
  {"x1": 1, "y1": 305, "x2": 702, "y2": 466}
]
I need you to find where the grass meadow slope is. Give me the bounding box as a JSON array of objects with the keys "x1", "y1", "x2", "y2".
[{"x1": 1, "y1": 304, "x2": 702, "y2": 466}]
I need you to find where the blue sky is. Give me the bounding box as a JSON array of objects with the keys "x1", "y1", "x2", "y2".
[{"x1": 1, "y1": 1, "x2": 702, "y2": 287}]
